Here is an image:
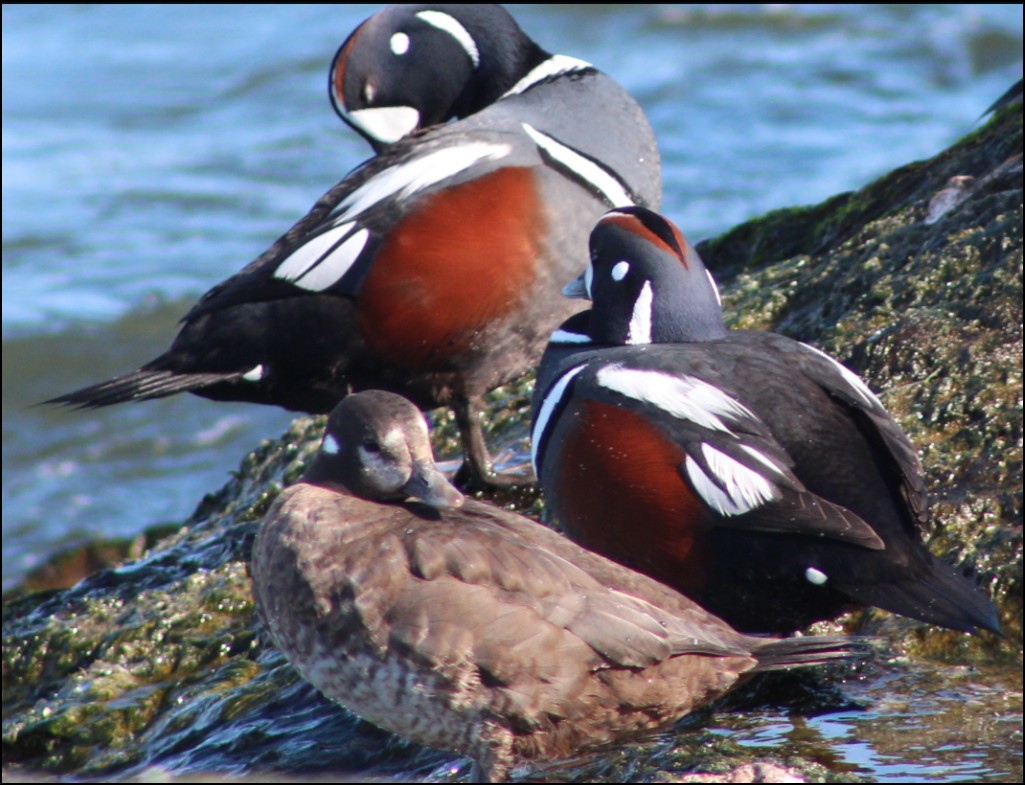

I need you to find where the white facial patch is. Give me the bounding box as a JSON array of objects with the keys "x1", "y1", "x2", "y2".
[
  {"x1": 503, "y1": 55, "x2": 592, "y2": 97},
  {"x1": 800, "y1": 343, "x2": 883, "y2": 409},
  {"x1": 242, "y1": 365, "x2": 265, "y2": 383},
  {"x1": 531, "y1": 364, "x2": 588, "y2": 474},
  {"x1": 332, "y1": 142, "x2": 512, "y2": 222},
  {"x1": 322, "y1": 434, "x2": 342, "y2": 456},
  {"x1": 611, "y1": 261, "x2": 630, "y2": 282},
  {"x1": 805, "y1": 567, "x2": 829, "y2": 586},
  {"x1": 345, "y1": 106, "x2": 421, "y2": 146},
  {"x1": 596, "y1": 365, "x2": 756, "y2": 434},
  {"x1": 584, "y1": 261, "x2": 595, "y2": 299},
  {"x1": 521, "y1": 124, "x2": 634, "y2": 209},
  {"x1": 416, "y1": 10, "x2": 480, "y2": 67},
  {"x1": 390, "y1": 32, "x2": 410, "y2": 56},
  {"x1": 274, "y1": 223, "x2": 370, "y2": 293},
  {"x1": 627, "y1": 281, "x2": 653, "y2": 345},
  {"x1": 685, "y1": 445, "x2": 779, "y2": 517}
]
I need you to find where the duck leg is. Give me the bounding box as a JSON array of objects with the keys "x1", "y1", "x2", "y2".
[{"x1": 452, "y1": 395, "x2": 535, "y2": 491}]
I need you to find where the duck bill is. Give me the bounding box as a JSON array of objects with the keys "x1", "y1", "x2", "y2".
[{"x1": 403, "y1": 462, "x2": 465, "y2": 509}]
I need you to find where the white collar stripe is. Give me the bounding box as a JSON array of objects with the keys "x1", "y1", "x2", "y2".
[
  {"x1": 503, "y1": 55, "x2": 593, "y2": 97},
  {"x1": 531, "y1": 364, "x2": 588, "y2": 473},
  {"x1": 521, "y1": 124, "x2": 634, "y2": 209},
  {"x1": 416, "y1": 11, "x2": 481, "y2": 67}
]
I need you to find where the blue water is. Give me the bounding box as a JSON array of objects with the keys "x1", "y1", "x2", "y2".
[{"x1": 2, "y1": 4, "x2": 1022, "y2": 782}]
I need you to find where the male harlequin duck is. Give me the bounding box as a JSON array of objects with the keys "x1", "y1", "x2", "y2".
[
  {"x1": 531, "y1": 206, "x2": 1002, "y2": 636},
  {"x1": 251, "y1": 390, "x2": 868, "y2": 783},
  {"x1": 48, "y1": 4, "x2": 661, "y2": 488}
]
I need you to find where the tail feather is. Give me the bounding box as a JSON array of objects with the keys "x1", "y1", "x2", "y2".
[
  {"x1": 45, "y1": 369, "x2": 243, "y2": 409},
  {"x1": 837, "y1": 552, "x2": 1002, "y2": 636},
  {"x1": 750, "y1": 635, "x2": 875, "y2": 673}
]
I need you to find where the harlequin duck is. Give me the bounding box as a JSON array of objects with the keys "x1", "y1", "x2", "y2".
[
  {"x1": 531, "y1": 206, "x2": 1002, "y2": 636},
  {"x1": 251, "y1": 390, "x2": 868, "y2": 783},
  {"x1": 48, "y1": 4, "x2": 661, "y2": 488}
]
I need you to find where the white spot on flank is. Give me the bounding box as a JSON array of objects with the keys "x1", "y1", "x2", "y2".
[
  {"x1": 416, "y1": 10, "x2": 480, "y2": 67},
  {"x1": 531, "y1": 364, "x2": 587, "y2": 474},
  {"x1": 333, "y1": 143, "x2": 512, "y2": 222},
  {"x1": 242, "y1": 365, "x2": 265, "y2": 383},
  {"x1": 805, "y1": 567, "x2": 829, "y2": 586},
  {"x1": 345, "y1": 106, "x2": 421, "y2": 146},
  {"x1": 627, "y1": 281, "x2": 653, "y2": 345},
  {"x1": 596, "y1": 365, "x2": 757, "y2": 433},
  {"x1": 503, "y1": 55, "x2": 593, "y2": 97},
  {"x1": 322, "y1": 434, "x2": 341, "y2": 455},
  {"x1": 390, "y1": 32, "x2": 410, "y2": 56},
  {"x1": 611, "y1": 261, "x2": 630, "y2": 281},
  {"x1": 521, "y1": 124, "x2": 634, "y2": 208},
  {"x1": 685, "y1": 445, "x2": 779, "y2": 517}
]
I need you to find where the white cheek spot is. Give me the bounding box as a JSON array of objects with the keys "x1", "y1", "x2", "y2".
[
  {"x1": 627, "y1": 281, "x2": 653, "y2": 345},
  {"x1": 531, "y1": 364, "x2": 588, "y2": 474},
  {"x1": 611, "y1": 261, "x2": 630, "y2": 282},
  {"x1": 390, "y1": 32, "x2": 410, "y2": 56},
  {"x1": 596, "y1": 365, "x2": 757, "y2": 434},
  {"x1": 416, "y1": 10, "x2": 480, "y2": 67},
  {"x1": 322, "y1": 434, "x2": 341, "y2": 456},
  {"x1": 685, "y1": 445, "x2": 779, "y2": 517},
  {"x1": 243, "y1": 365, "x2": 265, "y2": 383},
  {"x1": 805, "y1": 567, "x2": 829, "y2": 586}
]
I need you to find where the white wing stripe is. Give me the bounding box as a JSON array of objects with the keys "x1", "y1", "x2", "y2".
[
  {"x1": 686, "y1": 445, "x2": 778, "y2": 517},
  {"x1": 334, "y1": 143, "x2": 513, "y2": 223},
  {"x1": 801, "y1": 343, "x2": 883, "y2": 408},
  {"x1": 596, "y1": 365, "x2": 756, "y2": 434},
  {"x1": 294, "y1": 229, "x2": 370, "y2": 292},
  {"x1": 275, "y1": 222, "x2": 359, "y2": 284}
]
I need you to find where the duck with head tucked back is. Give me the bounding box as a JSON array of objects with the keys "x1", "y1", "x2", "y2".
[
  {"x1": 48, "y1": 3, "x2": 662, "y2": 489},
  {"x1": 532, "y1": 206, "x2": 1002, "y2": 636},
  {"x1": 251, "y1": 390, "x2": 869, "y2": 783}
]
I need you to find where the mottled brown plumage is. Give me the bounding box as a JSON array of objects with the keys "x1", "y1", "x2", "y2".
[{"x1": 251, "y1": 391, "x2": 866, "y2": 782}]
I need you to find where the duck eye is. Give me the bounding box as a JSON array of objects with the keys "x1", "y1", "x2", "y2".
[
  {"x1": 390, "y1": 32, "x2": 411, "y2": 56},
  {"x1": 361, "y1": 439, "x2": 382, "y2": 454}
]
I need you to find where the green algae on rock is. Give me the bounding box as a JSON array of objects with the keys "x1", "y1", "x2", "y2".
[{"x1": 3, "y1": 105, "x2": 1022, "y2": 781}]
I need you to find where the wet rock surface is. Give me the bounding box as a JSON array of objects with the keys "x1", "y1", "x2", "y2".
[{"x1": 3, "y1": 107, "x2": 1022, "y2": 782}]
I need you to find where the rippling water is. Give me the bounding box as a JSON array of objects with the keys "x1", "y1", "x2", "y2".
[{"x1": 2, "y1": 5, "x2": 1022, "y2": 779}]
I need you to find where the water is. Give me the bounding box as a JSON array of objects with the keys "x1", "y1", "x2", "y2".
[{"x1": 2, "y1": 4, "x2": 1022, "y2": 780}]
